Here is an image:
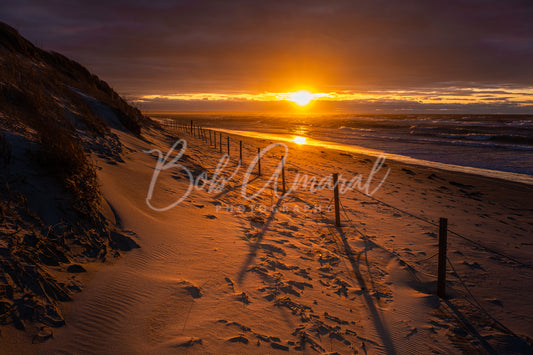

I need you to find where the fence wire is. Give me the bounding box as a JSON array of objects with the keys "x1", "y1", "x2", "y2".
[{"x1": 166, "y1": 119, "x2": 528, "y2": 345}]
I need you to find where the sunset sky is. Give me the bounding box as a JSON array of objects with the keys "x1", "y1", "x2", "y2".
[{"x1": 2, "y1": 0, "x2": 533, "y2": 113}]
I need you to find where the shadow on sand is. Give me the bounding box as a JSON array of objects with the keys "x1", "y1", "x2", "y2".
[
  {"x1": 236, "y1": 198, "x2": 284, "y2": 283},
  {"x1": 336, "y1": 226, "x2": 397, "y2": 355}
]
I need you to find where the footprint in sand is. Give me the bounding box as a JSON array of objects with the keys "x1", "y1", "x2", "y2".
[
  {"x1": 260, "y1": 256, "x2": 298, "y2": 271},
  {"x1": 178, "y1": 280, "x2": 203, "y2": 298},
  {"x1": 225, "y1": 276, "x2": 235, "y2": 291},
  {"x1": 278, "y1": 221, "x2": 299, "y2": 231},
  {"x1": 163, "y1": 336, "x2": 203, "y2": 348},
  {"x1": 449, "y1": 181, "x2": 474, "y2": 189},
  {"x1": 279, "y1": 230, "x2": 295, "y2": 238},
  {"x1": 324, "y1": 311, "x2": 350, "y2": 325},
  {"x1": 147, "y1": 280, "x2": 203, "y2": 344},
  {"x1": 288, "y1": 280, "x2": 313, "y2": 291},
  {"x1": 294, "y1": 268, "x2": 312, "y2": 280},
  {"x1": 271, "y1": 239, "x2": 290, "y2": 245},
  {"x1": 402, "y1": 168, "x2": 416, "y2": 175},
  {"x1": 462, "y1": 260, "x2": 485, "y2": 271},
  {"x1": 224, "y1": 277, "x2": 251, "y2": 304},
  {"x1": 226, "y1": 335, "x2": 249, "y2": 344},
  {"x1": 259, "y1": 243, "x2": 286, "y2": 255},
  {"x1": 234, "y1": 291, "x2": 251, "y2": 304},
  {"x1": 486, "y1": 298, "x2": 504, "y2": 307}
]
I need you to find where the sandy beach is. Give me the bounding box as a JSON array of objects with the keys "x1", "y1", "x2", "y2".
[
  {"x1": 9, "y1": 121, "x2": 525, "y2": 354},
  {"x1": 2, "y1": 3, "x2": 533, "y2": 353}
]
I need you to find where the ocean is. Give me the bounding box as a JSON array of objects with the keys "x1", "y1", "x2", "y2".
[{"x1": 153, "y1": 113, "x2": 533, "y2": 183}]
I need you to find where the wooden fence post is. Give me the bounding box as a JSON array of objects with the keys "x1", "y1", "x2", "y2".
[
  {"x1": 227, "y1": 136, "x2": 230, "y2": 156},
  {"x1": 239, "y1": 141, "x2": 242, "y2": 163},
  {"x1": 219, "y1": 133, "x2": 222, "y2": 153},
  {"x1": 257, "y1": 147, "x2": 261, "y2": 176},
  {"x1": 190, "y1": 120, "x2": 193, "y2": 135},
  {"x1": 209, "y1": 130, "x2": 212, "y2": 146},
  {"x1": 333, "y1": 173, "x2": 341, "y2": 227},
  {"x1": 281, "y1": 157, "x2": 286, "y2": 194},
  {"x1": 437, "y1": 218, "x2": 448, "y2": 298}
]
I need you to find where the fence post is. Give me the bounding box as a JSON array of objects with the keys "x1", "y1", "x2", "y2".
[
  {"x1": 190, "y1": 120, "x2": 193, "y2": 134},
  {"x1": 239, "y1": 141, "x2": 243, "y2": 163},
  {"x1": 219, "y1": 133, "x2": 222, "y2": 153},
  {"x1": 227, "y1": 136, "x2": 230, "y2": 156},
  {"x1": 437, "y1": 217, "x2": 448, "y2": 298},
  {"x1": 333, "y1": 173, "x2": 341, "y2": 227},
  {"x1": 209, "y1": 130, "x2": 212, "y2": 146},
  {"x1": 281, "y1": 157, "x2": 286, "y2": 195},
  {"x1": 213, "y1": 130, "x2": 216, "y2": 147},
  {"x1": 257, "y1": 147, "x2": 261, "y2": 176}
]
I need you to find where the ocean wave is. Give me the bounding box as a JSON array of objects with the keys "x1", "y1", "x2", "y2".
[
  {"x1": 429, "y1": 133, "x2": 533, "y2": 146},
  {"x1": 339, "y1": 126, "x2": 374, "y2": 132},
  {"x1": 163, "y1": 113, "x2": 533, "y2": 176}
]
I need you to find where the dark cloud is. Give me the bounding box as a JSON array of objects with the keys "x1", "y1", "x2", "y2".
[{"x1": 1, "y1": 0, "x2": 532, "y2": 111}]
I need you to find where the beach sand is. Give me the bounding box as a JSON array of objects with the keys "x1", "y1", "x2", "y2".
[{"x1": 23, "y1": 121, "x2": 532, "y2": 353}]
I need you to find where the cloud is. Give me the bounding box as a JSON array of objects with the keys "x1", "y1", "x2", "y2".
[
  {"x1": 1, "y1": 0, "x2": 533, "y2": 112},
  {"x1": 134, "y1": 87, "x2": 533, "y2": 113}
]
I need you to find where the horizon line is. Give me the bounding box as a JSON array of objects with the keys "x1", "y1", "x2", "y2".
[{"x1": 142, "y1": 110, "x2": 533, "y2": 116}]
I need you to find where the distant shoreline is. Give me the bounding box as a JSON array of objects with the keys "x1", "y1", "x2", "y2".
[
  {"x1": 144, "y1": 111, "x2": 533, "y2": 117},
  {"x1": 212, "y1": 127, "x2": 533, "y2": 186},
  {"x1": 153, "y1": 116, "x2": 533, "y2": 186}
]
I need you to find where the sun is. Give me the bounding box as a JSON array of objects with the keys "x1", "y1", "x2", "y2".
[
  {"x1": 289, "y1": 90, "x2": 315, "y2": 106},
  {"x1": 293, "y1": 136, "x2": 307, "y2": 144}
]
